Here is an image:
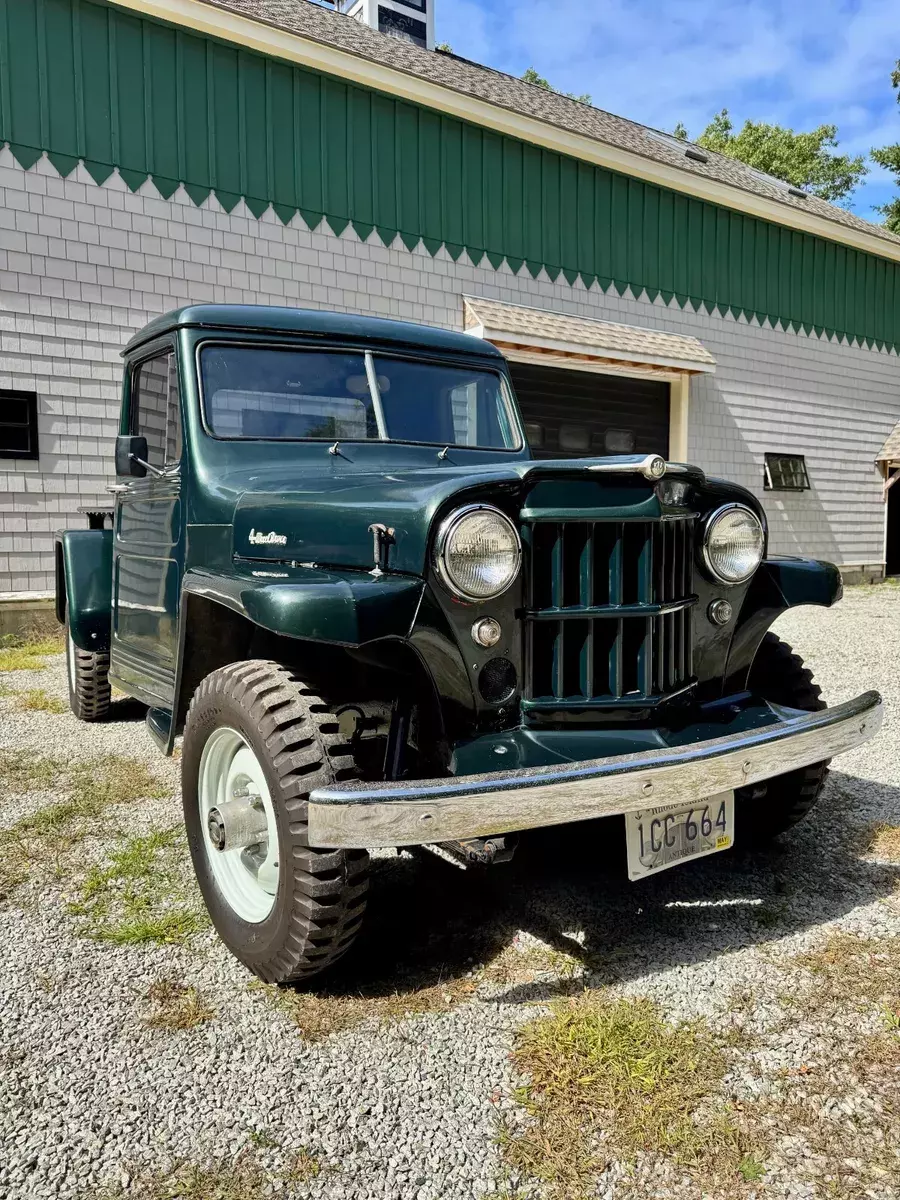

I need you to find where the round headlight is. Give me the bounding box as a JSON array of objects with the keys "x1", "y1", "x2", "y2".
[
  {"x1": 436, "y1": 506, "x2": 521, "y2": 601},
  {"x1": 703, "y1": 504, "x2": 765, "y2": 584}
]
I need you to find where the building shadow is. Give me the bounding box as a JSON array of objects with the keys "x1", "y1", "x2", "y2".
[{"x1": 304, "y1": 768, "x2": 900, "y2": 1002}]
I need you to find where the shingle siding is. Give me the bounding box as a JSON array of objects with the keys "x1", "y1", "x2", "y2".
[{"x1": 0, "y1": 149, "x2": 897, "y2": 593}]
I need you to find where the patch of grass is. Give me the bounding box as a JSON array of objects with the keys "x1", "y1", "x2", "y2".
[
  {"x1": 866, "y1": 822, "x2": 900, "y2": 861},
  {"x1": 255, "y1": 940, "x2": 583, "y2": 1043},
  {"x1": 258, "y1": 972, "x2": 480, "y2": 1042},
  {"x1": 500, "y1": 994, "x2": 756, "y2": 1198},
  {"x1": 0, "y1": 634, "x2": 62, "y2": 672},
  {"x1": 97, "y1": 1147, "x2": 325, "y2": 1199},
  {"x1": 67, "y1": 827, "x2": 205, "y2": 946},
  {"x1": 0, "y1": 754, "x2": 168, "y2": 898},
  {"x1": 793, "y1": 931, "x2": 900, "y2": 1016},
  {"x1": 143, "y1": 976, "x2": 214, "y2": 1030},
  {"x1": 16, "y1": 688, "x2": 67, "y2": 714}
]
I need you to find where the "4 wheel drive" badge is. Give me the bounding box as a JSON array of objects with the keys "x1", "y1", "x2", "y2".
[{"x1": 248, "y1": 528, "x2": 288, "y2": 546}]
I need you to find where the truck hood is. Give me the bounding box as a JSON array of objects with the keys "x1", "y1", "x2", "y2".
[{"x1": 231, "y1": 456, "x2": 717, "y2": 575}]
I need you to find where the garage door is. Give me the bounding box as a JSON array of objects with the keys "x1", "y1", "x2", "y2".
[{"x1": 508, "y1": 361, "x2": 670, "y2": 460}]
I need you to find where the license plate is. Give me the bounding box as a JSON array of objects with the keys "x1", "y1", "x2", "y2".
[{"x1": 625, "y1": 791, "x2": 735, "y2": 881}]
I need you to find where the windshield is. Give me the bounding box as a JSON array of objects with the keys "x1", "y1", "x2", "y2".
[{"x1": 199, "y1": 345, "x2": 521, "y2": 450}]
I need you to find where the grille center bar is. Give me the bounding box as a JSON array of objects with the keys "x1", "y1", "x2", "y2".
[{"x1": 524, "y1": 515, "x2": 697, "y2": 710}]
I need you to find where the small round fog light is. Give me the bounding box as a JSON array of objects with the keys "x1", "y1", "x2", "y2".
[
  {"x1": 708, "y1": 598, "x2": 733, "y2": 626},
  {"x1": 472, "y1": 617, "x2": 502, "y2": 648}
]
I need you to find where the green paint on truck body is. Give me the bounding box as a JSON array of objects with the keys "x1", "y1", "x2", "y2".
[{"x1": 2, "y1": 0, "x2": 899, "y2": 353}]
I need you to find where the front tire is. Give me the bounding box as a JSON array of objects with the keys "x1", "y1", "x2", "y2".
[
  {"x1": 737, "y1": 632, "x2": 829, "y2": 842},
  {"x1": 65, "y1": 623, "x2": 111, "y2": 721},
  {"x1": 182, "y1": 660, "x2": 369, "y2": 984}
]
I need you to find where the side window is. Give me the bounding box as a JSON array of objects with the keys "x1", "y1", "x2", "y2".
[{"x1": 132, "y1": 352, "x2": 182, "y2": 469}]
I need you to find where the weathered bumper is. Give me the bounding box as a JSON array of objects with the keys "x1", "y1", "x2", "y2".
[{"x1": 307, "y1": 691, "x2": 883, "y2": 849}]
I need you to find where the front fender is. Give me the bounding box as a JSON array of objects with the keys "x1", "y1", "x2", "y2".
[
  {"x1": 182, "y1": 564, "x2": 424, "y2": 645},
  {"x1": 724, "y1": 556, "x2": 842, "y2": 693},
  {"x1": 55, "y1": 529, "x2": 113, "y2": 651}
]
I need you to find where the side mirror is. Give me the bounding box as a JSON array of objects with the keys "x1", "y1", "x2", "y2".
[{"x1": 116, "y1": 434, "x2": 149, "y2": 478}]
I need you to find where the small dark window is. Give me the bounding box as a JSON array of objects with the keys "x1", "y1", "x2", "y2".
[
  {"x1": 0, "y1": 391, "x2": 39, "y2": 460},
  {"x1": 764, "y1": 453, "x2": 810, "y2": 492},
  {"x1": 377, "y1": 5, "x2": 427, "y2": 46}
]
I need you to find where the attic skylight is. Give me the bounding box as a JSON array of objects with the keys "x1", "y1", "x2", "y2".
[
  {"x1": 643, "y1": 129, "x2": 709, "y2": 164},
  {"x1": 744, "y1": 166, "x2": 809, "y2": 199}
]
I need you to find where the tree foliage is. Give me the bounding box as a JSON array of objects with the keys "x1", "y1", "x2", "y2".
[
  {"x1": 674, "y1": 110, "x2": 866, "y2": 205},
  {"x1": 521, "y1": 66, "x2": 591, "y2": 106},
  {"x1": 871, "y1": 61, "x2": 900, "y2": 233}
]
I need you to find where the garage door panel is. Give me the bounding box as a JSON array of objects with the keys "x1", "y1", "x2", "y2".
[{"x1": 509, "y1": 362, "x2": 670, "y2": 460}]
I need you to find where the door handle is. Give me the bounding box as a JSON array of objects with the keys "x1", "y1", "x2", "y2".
[{"x1": 107, "y1": 483, "x2": 130, "y2": 494}]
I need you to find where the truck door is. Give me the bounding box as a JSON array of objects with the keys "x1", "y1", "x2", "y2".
[{"x1": 110, "y1": 346, "x2": 184, "y2": 709}]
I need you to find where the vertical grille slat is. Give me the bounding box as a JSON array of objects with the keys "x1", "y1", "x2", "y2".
[{"x1": 524, "y1": 513, "x2": 697, "y2": 708}]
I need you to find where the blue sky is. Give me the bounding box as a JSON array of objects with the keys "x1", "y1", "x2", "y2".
[{"x1": 434, "y1": 0, "x2": 900, "y2": 225}]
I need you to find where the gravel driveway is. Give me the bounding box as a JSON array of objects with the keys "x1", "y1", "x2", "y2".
[{"x1": 1, "y1": 584, "x2": 899, "y2": 1200}]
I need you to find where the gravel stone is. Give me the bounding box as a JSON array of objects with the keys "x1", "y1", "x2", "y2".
[{"x1": 1, "y1": 586, "x2": 899, "y2": 1198}]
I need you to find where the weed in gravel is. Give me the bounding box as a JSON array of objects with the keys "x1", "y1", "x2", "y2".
[
  {"x1": 0, "y1": 755, "x2": 167, "y2": 897},
  {"x1": 254, "y1": 939, "x2": 582, "y2": 1042},
  {"x1": 499, "y1": 993, "x2": 756, "y2": 1199},
  {"x1": 0, "y1": 634, "x2": 62, "y2": 671},
  {"x1": 15, "y1": 688, "x2": 67, "y2": 714},
  {"x1": 866, "y1": 822, "x2": 900, "y2": 861},
  {"x1": 737, "y1": 1154, "x2": 766, "y2": 1182},
  {"x1": 246, "y1": 1129, "x2": 279, "y2": 1150},
  {"x1": 256, "y1": 972, "x2": 481, "y2": 1041},
  {"x1": 143, "y1": 976, "x2": 213, "y2": 1030},
  {"x1": 97, "y1": 1147, "x2": 324, "y2": 1199},
  {"x1": 793, "y1": 931, "x2": 900, "y2": 1015},
  {"x1": 67, "y1": 827, "x2": 206, "y2": 946}
]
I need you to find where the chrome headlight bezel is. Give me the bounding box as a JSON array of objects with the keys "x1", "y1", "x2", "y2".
[
  {"x1": 702, "y1": 503, "x2": 765, "y2": 585},
  {"x1": 434, "y1": 504, "x2": 522, "y2": 602}
]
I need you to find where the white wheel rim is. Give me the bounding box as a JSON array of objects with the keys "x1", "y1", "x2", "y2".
[{"x1": 198, "y1": 727, "x2": 280, "y2": 923}]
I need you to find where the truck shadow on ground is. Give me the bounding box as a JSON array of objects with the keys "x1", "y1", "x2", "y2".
[{"x1": 307, "y1": 769, "x2": 900, "y2": 1004}]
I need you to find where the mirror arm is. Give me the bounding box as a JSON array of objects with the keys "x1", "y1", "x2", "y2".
[{"x1": 129, "y1": 454, "x2": 165, "y2": 477}]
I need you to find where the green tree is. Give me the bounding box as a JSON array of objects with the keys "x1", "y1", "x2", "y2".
[
  {"x1": 674, "y1": 110, "x2": 867, "y2": 205},
  {"x1": 871, "y1": 62, "x2": 900, "y2": 233},
  {"x1": 521, "y1": 66, "x2": 591, "y2": 105}
]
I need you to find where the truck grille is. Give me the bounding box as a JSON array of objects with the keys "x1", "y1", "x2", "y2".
[{"x1": 523, "y1": 516, "x2": 697, "y2": 710}]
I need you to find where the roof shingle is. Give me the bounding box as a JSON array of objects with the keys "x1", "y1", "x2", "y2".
[{"x1": 463, "y1": 296, "x2": 716, "y2": 372}]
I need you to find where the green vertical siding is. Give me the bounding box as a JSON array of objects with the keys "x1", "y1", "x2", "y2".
[{"x1": 1, "y1": 0, "x2": 899, "y2": 351}]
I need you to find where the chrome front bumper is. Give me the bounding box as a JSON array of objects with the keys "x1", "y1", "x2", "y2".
[{"x1": 307, "y1": 691, "x2": 883, "y2": 850}]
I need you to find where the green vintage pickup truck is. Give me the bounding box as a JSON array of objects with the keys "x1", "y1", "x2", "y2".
[{"x1": 56, "y1": 305, "x2": 882, "y2": 983}]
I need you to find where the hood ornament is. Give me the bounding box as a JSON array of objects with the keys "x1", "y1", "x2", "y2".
[
  {"x1": 368, "y1": 523, "x2": 396, "y2": 577},
  {"x1": 589, "y1": 453, "x2": 668, "y2": 480}
]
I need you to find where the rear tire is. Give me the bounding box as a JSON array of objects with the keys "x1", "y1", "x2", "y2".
[
  {"x1": 737, "y1": 632, "x2": 829, "y2": 842},
  {"x1": 65, "y1": 623, "x2": 111, "y2": 722},
  {"x1": 182, "y1": 660, "x2": 369, "y2": 984}
]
